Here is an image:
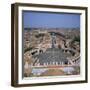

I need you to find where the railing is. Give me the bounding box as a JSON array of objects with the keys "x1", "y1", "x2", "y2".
[{"x1": 30, "y1": 64, "x2": 79, "y2": 69}]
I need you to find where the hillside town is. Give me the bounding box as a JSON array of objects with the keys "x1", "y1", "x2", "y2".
[{"x1": 24, "y1": 28, "x2": 80, "y2": 77}]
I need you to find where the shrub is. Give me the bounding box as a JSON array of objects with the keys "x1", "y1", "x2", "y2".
[
  {"x1": 24, "y1": 47, "x2": 33, "y2": 53},
  {"x1": 71, "y1": 36, "x2": 80, "y2": 44}
]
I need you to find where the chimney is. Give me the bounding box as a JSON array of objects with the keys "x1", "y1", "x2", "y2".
[
  {"x1": 50, "y1": 62, "x2": 52, "y2": 65},
  {"x1": 44, "y1": 63, "x2": 46, "y2": 66},
  {"x1": 56, "y1": 62, "x2": 58, "y2": 65},
  {"x1": 59, "y1": 61, "x2": 61, "y2": 65},
  {"x1": 47, "y1": 62, "x2": 48, "y2": 66},
  {"x1": 38, "y1": 62, "x2": 40, "y2": 66},
  {"x1": 62, "y1": 62, "x2": 64, "y2": 65},
  {"x1": 24, "y1": 61, "x2": 29, "y2": 69},
  {"x1": 53, "y1": 61, "x2": 55, "y2": 65}
]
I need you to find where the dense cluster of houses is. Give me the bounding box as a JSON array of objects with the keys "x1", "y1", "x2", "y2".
[{"x1": 24, "y1": 29, "x2": 80, "y2": 76}]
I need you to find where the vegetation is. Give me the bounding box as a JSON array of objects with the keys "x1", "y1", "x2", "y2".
[
  {"x1": 35, "y1": 33, "x2": 44, "y2": 38},
  {"x1": 24, "y1": 47, "x2": 33, "y2": 53},
  {"x1": 71, "y1": 36, "x2": 80, "y2": 45}
]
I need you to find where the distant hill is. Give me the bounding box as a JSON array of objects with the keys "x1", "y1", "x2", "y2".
[
  {"x1": 24, "y1": 27, "x2": 80, "y2": 30},
  {"x1": 24, "y1": 27, "x2": 80, "y2": 39}
]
